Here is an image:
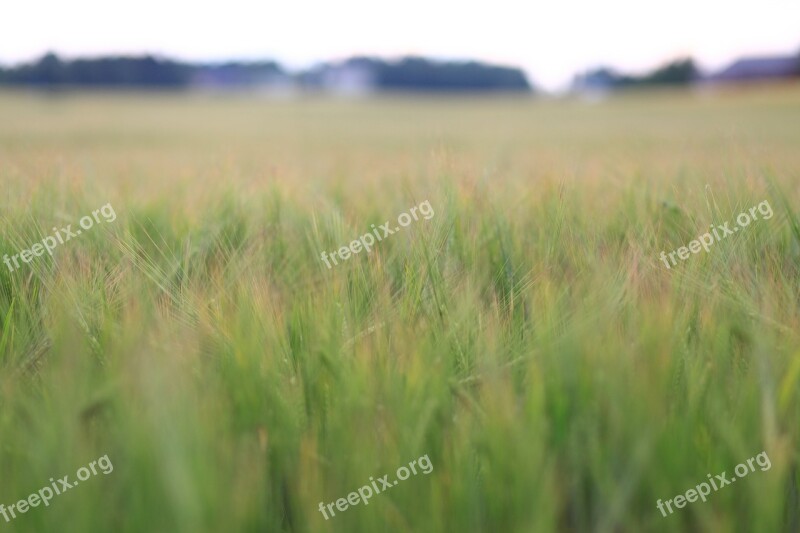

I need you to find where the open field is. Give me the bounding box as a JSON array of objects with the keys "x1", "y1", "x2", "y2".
[{"x1": 1, "y1": 86, "x2": 799, "y2": 532}]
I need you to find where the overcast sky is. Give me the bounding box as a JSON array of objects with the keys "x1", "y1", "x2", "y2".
[{"x1": 3, "y1": 0, "x2": 799, "y2": 90}]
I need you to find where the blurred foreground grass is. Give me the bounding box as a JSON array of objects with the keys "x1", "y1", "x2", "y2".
[{"x1": 0, "y1": 86, "x2": 799, "y2": 532}]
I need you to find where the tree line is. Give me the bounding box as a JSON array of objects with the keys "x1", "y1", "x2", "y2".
[{"x1": 0, "y1": 53, "x2": 532, "y2": 92}]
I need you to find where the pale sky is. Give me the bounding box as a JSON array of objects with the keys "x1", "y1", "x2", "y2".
[{"x1": 3, "y1": 0, "x2": 799, "y2": 90}]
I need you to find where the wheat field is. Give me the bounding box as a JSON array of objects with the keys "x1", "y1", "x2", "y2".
[{"x1": 0, "y1": 86, "x2": 799, "y2": 532}]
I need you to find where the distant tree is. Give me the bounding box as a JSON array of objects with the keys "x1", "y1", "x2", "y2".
[
  {"x1": 0, "y1": 54, "x2": 197, "y2": 87},
  {"x1": 573, "y1": 58, "x2": 699, "y2": 92},
  {"x1": 33, "y1": 52, "x2": 66, "y2": 84},
  {"x1": 373, "y1": 57, "x2": 532, "y2": 92},
  {"x1": 193, "y1": 61, "x2": 284, "y2": 87},
  {"x1": 640, "y1": 58, "x2": 698, "y2": 85},
  {"x1": 65, "y1": 56, "x2": 192, "y2": 86}
]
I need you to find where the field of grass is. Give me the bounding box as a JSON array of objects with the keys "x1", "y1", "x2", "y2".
[{"x1": 0, "y1": 86, "x2": 799, "y2": 532}]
